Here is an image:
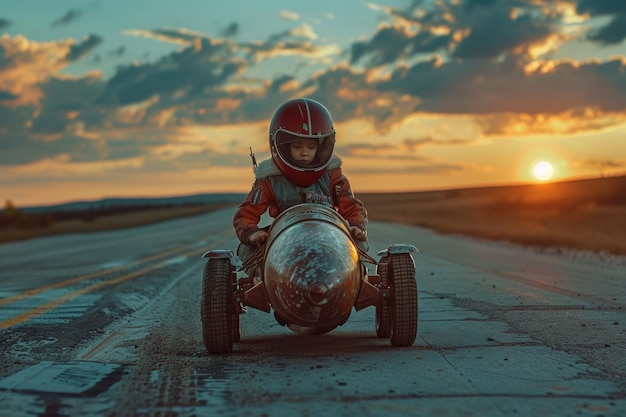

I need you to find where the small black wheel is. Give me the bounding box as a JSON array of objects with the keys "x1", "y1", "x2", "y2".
[
  {"x1": 375, "y1": 256, "x2": 391, "y2": 338},
  {"x1": 201, "y1": 259, "x2": 235, "y2": 354},
  {"x1": 388, "y1": 253, "x2": 418, "y2": 347}
]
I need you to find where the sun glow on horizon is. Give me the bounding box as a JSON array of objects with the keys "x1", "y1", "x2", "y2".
[{"x1": 532, "y1": 160, "x2": 554, "y2": 181}]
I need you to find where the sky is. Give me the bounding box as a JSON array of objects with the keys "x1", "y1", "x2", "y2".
[{"x1": 1, "y1": 0, "x2": 625, "y2": 207}]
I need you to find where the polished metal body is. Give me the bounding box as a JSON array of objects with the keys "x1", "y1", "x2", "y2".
[{"x1": 263, "y1": 203, "x2": 362, "y2": 333}]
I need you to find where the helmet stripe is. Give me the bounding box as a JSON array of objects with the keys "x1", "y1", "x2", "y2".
[{"x1": 304, "y1": 99, "x2": 313, "y2": 134}]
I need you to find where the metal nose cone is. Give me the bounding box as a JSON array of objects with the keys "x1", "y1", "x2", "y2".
[{"x1": 308, "y1": 282, "x2": 329, "y2": 305}]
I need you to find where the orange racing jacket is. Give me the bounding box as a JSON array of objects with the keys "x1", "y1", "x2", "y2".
[{"x1": 233, "y1": 156, "x2": 368, "y2": 243}]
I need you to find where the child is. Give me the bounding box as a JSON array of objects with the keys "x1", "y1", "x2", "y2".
[{"x1": 233, "y1": 98, "x2": 368, "y2": 271}]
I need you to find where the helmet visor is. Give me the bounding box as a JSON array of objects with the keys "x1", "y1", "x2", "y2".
[{"x1": 274, "y1": 129, "x2": 335, "y2": 170}]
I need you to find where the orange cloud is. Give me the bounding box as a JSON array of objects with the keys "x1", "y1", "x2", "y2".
[
  {"x1": 0, "y1": 34, "x2": 74, "y2": 107},
  {"x1": 478, "y1": 109, "x2": 626, "y2": 136},
  {"x1": 4, "y1": 155, "x2": 145, "y2": 177}
]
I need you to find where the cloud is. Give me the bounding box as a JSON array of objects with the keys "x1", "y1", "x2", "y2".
[
  {"x1": 221, "y1": 22, "x2": 239, "y2": 38},
  {"x1": 576, "y1": 0, "x2": 626, "y2": 45},
  {"x1": 576, "y1": 0, "x2": 626, "y2": 15},
  {"x1": 31, "y1": 75, "x2": 104, "y2": 132},
  {"x1": 123, "y1": 28, "x2": 212, "y2": 45},
  {"x1": 376, "y1": 56, "x2": 626, "y2": 117},
  {"x1": 0, "y1": 34, "x2": 95, "y2": 108},
  {"x1": 0, "y1": 122, "x2": 174, "y2": 167},
  {"x1": 265, "y1": 23, "x2": 319, "y2": 44},
  {"x1": 0, "y1": 18, "x2": 12, "y2": 30},
  {"x1": 477, "y1": 109, "x2": 626, "y2": 136},
  {"x1": 346, "y1": 161, "x2": 470, "y2": 176},
  {"x1": 107, "y1": 45, "x2": 126, "y2": 58},
  {"x1": 337, "y1": 135, "x2": 473, "y2": 160},
  {"x1": 96, "y1": 37, "x2": 246, "y2": 107},
  {"x1": 339, "y1": 141, "x2": 402, "y2": 156},
  {"x1": 67, "y1": 34, "x2": 103, "y2": 61},
  {"x1": 345, "y1": 0, "x2": 624, "y2": 135},
  {"x1": 280, "y1": 10, "x2": 299, "y2": 21},
  {"x1": 0, "y1": 133, "x2": 104, "y2": 166},
  {"x1": 464, "y1": 0, "x2": 497, "y2": 13},
  {"x1": 352, "y1": 0, "x2": 576, "y2": 75},
  {"x1": 124, "y1": 25, "x2": 333, "y2": 64},
  {"x1": 112, "y1": 24, "x2": 338, "y2": 116},
  {"x1": 3, "y1": 155, "x2": 146, "y2": 179},
  {"x1": 0, "y1": 90, "x2": 18, "y2": 100},
  {"x1": 452, "y1": 10, "x2": 555, "y2": 59},
  {"x1": 51, "y1": 9, "x2": 83, "y2": 28},
  {"x1": 587, "y1": 14, "x2": 626, "y2": 45},
  {"x1": 1, "y1": 0, "x2": 626, "y2": 176},
  {"x1": 244, "y1": 39, "x2": 339, "y2": 63},
  {"x1": 570, "y1": 157, "x2": 626, "y2": 171},
  {"x1": 403, "y1": 136, "x2": 476, "y2": 150},
  {"x1": 0, "y1": 98, "x2": 34, "y2": 134},
  {"x1": 351, "y1": 24, "x2": 452, "y2": 67}
]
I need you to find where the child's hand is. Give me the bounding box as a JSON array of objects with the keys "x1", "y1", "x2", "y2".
[
  {"x1": 249, "y1": 230, "x2": 268, "y2": 245},
  {"x1": 350, "y1": 226, "x2": 367, "y2": 241}
]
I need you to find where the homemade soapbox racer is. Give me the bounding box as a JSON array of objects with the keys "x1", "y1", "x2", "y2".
[{"x1": 200, "y1": 203, "x2": 418, "y2": 353}]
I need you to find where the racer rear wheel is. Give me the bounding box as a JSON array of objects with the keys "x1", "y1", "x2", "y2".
[
  {"x1": 201, "y1": 258, "x2": 235, "y2": 354},
  {"x1": 388, "y1": 253, "x2": 418, "y2": 347},
  {"x1": 375, "y1": 256, "x2": 391, "y2": 338}
]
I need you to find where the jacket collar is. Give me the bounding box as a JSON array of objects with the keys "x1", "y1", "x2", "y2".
[{"x1": 255, "y1": 155, "x2": 342, "y2": 180}]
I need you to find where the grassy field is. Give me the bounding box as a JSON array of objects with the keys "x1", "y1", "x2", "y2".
[
  {"x1": 359, "y1": 175, "x2": 626, "y2": 256},
  {"x1": 2, "y1": 175, "x2": 625, "y2": 256}
]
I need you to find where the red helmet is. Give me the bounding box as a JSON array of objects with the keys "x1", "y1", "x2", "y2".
[{"x1": 269, "y1": 98, "x2": 336, "y2": 187}]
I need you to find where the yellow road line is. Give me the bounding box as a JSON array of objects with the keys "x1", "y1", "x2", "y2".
[
  {"x1": 0, "y1": 245, "x2": 192, "y2": 307},
  {"x1": 0, "y1": 246, "x2": 209, "y2": 330}
]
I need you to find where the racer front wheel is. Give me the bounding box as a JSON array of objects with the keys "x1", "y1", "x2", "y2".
[
  {"x1": 201, "y1": 258, "x2": 235, "y2": 354},
  {"x1": 388, "y1": 253, "x2": 418, "y2": 347}
]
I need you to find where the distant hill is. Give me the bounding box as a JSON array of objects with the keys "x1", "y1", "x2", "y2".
[{"x1": 14, "y1": 193, "x2": 247, "y2": 214}]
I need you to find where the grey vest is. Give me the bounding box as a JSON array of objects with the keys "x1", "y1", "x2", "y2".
[{"x1": 256, "y1": 157, "x2": 342, "y2": 213}]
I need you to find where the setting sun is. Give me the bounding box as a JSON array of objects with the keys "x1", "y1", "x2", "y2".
[{"x1": 532, "y1": 161, "x2": 554, "y2": 181}]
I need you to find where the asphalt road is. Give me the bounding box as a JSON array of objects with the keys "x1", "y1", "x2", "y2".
[{"x1": 0, "y1": 207, "x2": 624, "y2": 417}]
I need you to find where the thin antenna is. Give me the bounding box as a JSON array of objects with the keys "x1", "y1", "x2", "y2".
[{"x1": 249, "y1": 147, "x2": 257, "y2": 171}]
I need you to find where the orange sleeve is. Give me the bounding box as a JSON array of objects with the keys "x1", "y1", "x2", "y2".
[
  {"x1": 330, "y1": 167, "x2": 368, "y2": 232},
  {"x1": 233, "y1": 178, "x2": 275, "y2": 243}
]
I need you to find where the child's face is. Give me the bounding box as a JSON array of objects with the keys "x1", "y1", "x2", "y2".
[{"x1": 289, "y1": 138, "x2": 318, "y2": 165}]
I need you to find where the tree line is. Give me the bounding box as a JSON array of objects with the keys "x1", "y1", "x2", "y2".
[
  {"x1": 1, "y1": 200, "x2": 207, "y2": 230},
  {"x1": 0, "y1": 200, "x2": 54, "y2": 230}
]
